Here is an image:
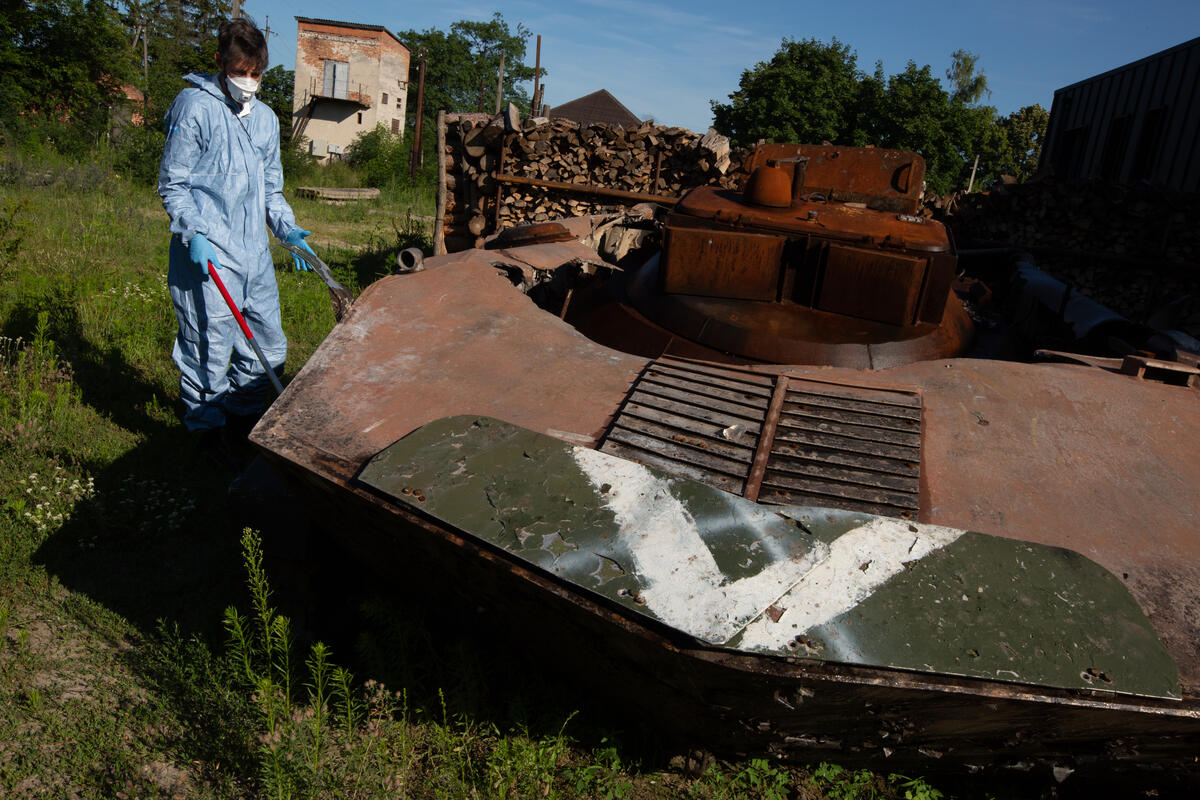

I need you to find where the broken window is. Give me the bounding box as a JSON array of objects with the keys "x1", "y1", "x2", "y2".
[
  {"x1": 323, "y1": 60, "x2": 349, "y2": 99},
  {"x1": 391, "y1": 119, "x2": 399, "y2": 134},
  {"x1": 1130, "y1": 107, "x2": 1168, "y2": 181},
  {"x1": 1055, "y1": 125, "x2": 1089, "y2": 181},
  {"x1": 357, "y1": 112, "x2": 363, "y2": 124},
  {"x1": 382, "y1": 92, "x2": 389, "y2": 105},
  {"x1": 1099, "y1": 115, "x2": 1133, "y2": 181}
]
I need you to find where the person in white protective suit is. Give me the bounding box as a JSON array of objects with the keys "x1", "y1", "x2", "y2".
[{"x1": 158, "y1": 17, "x2": 316, "y2": 453}]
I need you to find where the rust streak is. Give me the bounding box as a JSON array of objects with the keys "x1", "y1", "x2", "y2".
[{"x1": 744, "y1": 375, "x2": 789, "y2": 501}]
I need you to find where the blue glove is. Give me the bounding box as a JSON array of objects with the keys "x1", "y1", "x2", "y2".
[
  {"x1": 284, "y1": 229, "x2": 316, "y2": 271},
  {"x1": 189, "y1": 232, "x2": 220, "y2": 277}
]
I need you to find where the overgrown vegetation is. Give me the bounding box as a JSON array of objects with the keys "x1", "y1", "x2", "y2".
[{"x1": 345, "y1": 124, "x2": 438, "y2": 193}]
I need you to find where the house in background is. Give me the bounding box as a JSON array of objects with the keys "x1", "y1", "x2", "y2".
[
  {"x1": 1041, "y1": 36, "x2": 1199, "y2": 192},
  {"x1": 547, "y1": 89, "x2": 643, "y2": 128},
  {"x1": 292, "y1": 17, "x2": 410, "y2": 160}
]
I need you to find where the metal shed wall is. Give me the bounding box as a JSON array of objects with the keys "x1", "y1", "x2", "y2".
[{"x1": 1041, "y1": 37, "x2": 1200, "y2": 192}]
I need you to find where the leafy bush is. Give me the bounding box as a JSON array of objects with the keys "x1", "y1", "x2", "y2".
[
  {"x1": 0, "y1": 197, "x2": 26, "y2": 279},
  {"x1": 345, "y1": 125, "x2": 409, "y2": 188},
  {"x1": 345, "y1": 123, "x2": 437, "y2": 191},
  {"x1": 112, "y1": 123, "x2": 166, "y2": 186},
  {"x1": 280, "y1": 133, "x2": 320, "y2": 184}
]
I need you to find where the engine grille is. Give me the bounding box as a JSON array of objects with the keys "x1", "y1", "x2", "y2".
[{"x1": 599, "y1": 357, "x2": 922, "y2": 518}]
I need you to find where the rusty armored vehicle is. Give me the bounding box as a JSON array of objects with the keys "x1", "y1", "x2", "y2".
[{"x1": 260, "y1": 144, "x2": 1200, "y2": 782}]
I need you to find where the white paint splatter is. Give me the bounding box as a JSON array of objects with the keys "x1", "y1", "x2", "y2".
[
  {"x1": 736, "y1": 517, "x2": 964, "y2": 652},
  {"x1": 572, "y1": 448, "x2": 825, "y2": 644}
]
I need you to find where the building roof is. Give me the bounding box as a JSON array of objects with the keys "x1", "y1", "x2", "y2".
[
  {"x1": 294, "y1": 17, "x2": 408, "y2": 51},
  {"x1": 549, "y1": 89, "x2": 642, "y2": 128},
  {"x1": 1053, "y1": 35, "x2": 1199, "y2": 95}
]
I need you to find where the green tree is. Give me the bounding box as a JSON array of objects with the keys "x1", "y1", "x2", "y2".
[
  {"x1": 258, "y1": 64, "x2": 294, "y2": 132},
  {"x1": 126, "y1": 0, "x2": 223, "y2": 118},
  {"x1": 711, "y1": 37, "x2": 868, "y2": 148},
  {"x1": 872, "y1": 62, "x2": 963, "y2": 193},
  {"x1": 946, "y1": 49, "x2": 989, "y2": 106},
  {"x1": 397, "y1": 12, "x2": 539, "y2": 121},
  {"x1": 0, "y1": 0, "x2": 135, "y2": 155},
  {"x1": 992, "y1": 104, "x2": 1050, "y2": 180},
  {"x1": 710, "y1": 39, "x2": 1026, "y2": 194}
]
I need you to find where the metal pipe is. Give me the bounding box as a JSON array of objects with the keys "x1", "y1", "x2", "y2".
[
  {"x1": 963, "y1": 240, "x2": 1200, "y2": 271},
  {"x1": 1014, "y1": 255, "x2": 1123, "y2": 340},
  {"x1": 398, "y1": 247, "x2": 425, "y2": 272},
  {"x1": 966, "y1": 154, "x2": 980, "y2": 192}
]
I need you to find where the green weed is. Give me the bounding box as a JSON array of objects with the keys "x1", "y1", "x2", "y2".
[
  {"x1": 487, "y1": 713, "x2": 575, "y2": 799},
  {"x1": 888, "y1": 773, "x2": 946, "y2": 800},
  {"x1": 731, "y1": 757, "x2": 791, "y2": 800},
  {"x1": 809, "y1": 761, "x2": 889, "y2": 799},
  {"x1": 570, "y1": 737, "x2": 635, "y2": 799},
  {"x1": 0, "y1": 196, "x2": 26, "y2": 279}
]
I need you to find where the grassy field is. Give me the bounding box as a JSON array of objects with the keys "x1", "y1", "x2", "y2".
[{"x1": 0, "y1": 156, "x2": 975, "y2": 799}]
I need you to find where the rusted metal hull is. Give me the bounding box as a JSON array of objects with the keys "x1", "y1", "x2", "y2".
[
  {"x1": 251, "y1": 239, "x2": 1200, "y2": 777},
  {"x1": 255, "y1": 447, "x2": 1200, "y2": 776}
]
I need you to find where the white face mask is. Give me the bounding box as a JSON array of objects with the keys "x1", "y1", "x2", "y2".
[{"x1": 226, "y1": 74, "x2": 259, "y2": 105}]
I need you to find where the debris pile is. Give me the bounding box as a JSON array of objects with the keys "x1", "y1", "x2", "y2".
[
  {"x1": 439, "y1": 111, "x2": 744, "y2": 252},
  {"x1": 932, "y1": 180, "x2": 1200, "y2": 337}
]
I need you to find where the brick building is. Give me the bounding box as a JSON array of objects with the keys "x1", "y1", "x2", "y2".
[{"x1": 292, "y1": 17, "x2": 410, "y2": 160}]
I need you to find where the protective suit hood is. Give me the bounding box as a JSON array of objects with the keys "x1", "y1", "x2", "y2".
[{"x1": 183, "y1": 71, "x2": 256, "y2": 114}]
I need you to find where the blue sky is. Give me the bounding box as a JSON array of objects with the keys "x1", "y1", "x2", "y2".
[{"x1": 247, "y1": 1, "x2": 1199, "y2": 132}]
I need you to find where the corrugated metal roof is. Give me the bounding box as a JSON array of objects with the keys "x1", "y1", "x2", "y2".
[
  {"x1": 550, "y1": 89, "x2": 642, "y2": 128},
  {"x1": 294, "y1": 16, "x2": 409, "y2": 51},
  {"x1": 1053, "y1": 35, "x2": 1200, "y2": 95},
  {"x1": 1042, "y1": 35, "x2": 1199, "y2": 190}
]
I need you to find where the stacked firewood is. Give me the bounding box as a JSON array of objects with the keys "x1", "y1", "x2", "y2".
[
  {"x1": 930, "y1": 180, "x2": 1200, "y2": 337},
  {"x1": 438, "y1": 111, "x2": 747, "y2": 253}
]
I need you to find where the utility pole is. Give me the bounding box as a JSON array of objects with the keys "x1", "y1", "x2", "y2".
[
  {"x1": 532, "y1": 35, "x2": 541, "y2": 116},
  {"x1": 129, "y1": 6, "x2": 148, "y2": 84},
  {"x1": 263, "y1": 16, "x2": 278, "y2": 60},
  {"x1": 409, "y1": 48, "x2": 426, "y2": 177},
  {"x1": 232, "y1": 0, "x2": 242, "y2": 19},
  {"x1": 494, "y1": 51, "x2": 505, "y2": 114}
]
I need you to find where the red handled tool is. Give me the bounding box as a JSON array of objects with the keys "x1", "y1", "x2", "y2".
[{"x1": 207, "y1": 261, "x2": 285, "y2": 396}]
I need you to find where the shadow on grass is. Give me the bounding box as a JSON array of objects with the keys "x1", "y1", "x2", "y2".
[
  {"x1": 13, "y1": 285, "x2": 249, "y2": 639},
  {"x1": 15, "y1": 268, "x2": 665, "y2": 780},
  {"x1": 225, "y1": 459, "x2": 671, "y2": 761}
]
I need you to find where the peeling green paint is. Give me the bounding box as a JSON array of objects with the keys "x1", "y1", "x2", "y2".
[{"x1": 356, "y1": 415, "x2": 1180, "y2": 700}]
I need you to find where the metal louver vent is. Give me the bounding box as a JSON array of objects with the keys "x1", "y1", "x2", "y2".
[{"x1": 599, "y1": 357, "x2": 922, "y2": 518}]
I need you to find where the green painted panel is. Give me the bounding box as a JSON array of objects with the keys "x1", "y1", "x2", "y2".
[
  {"x1": 731, "y1": 508, "x2": 1179, "y2": 698},
  {"x1": 357, "y1": 416, "x2": 825, "y2": 644},
  {"x1": 357, "y1": 416, "x2": 1179, "y2": 699}
]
